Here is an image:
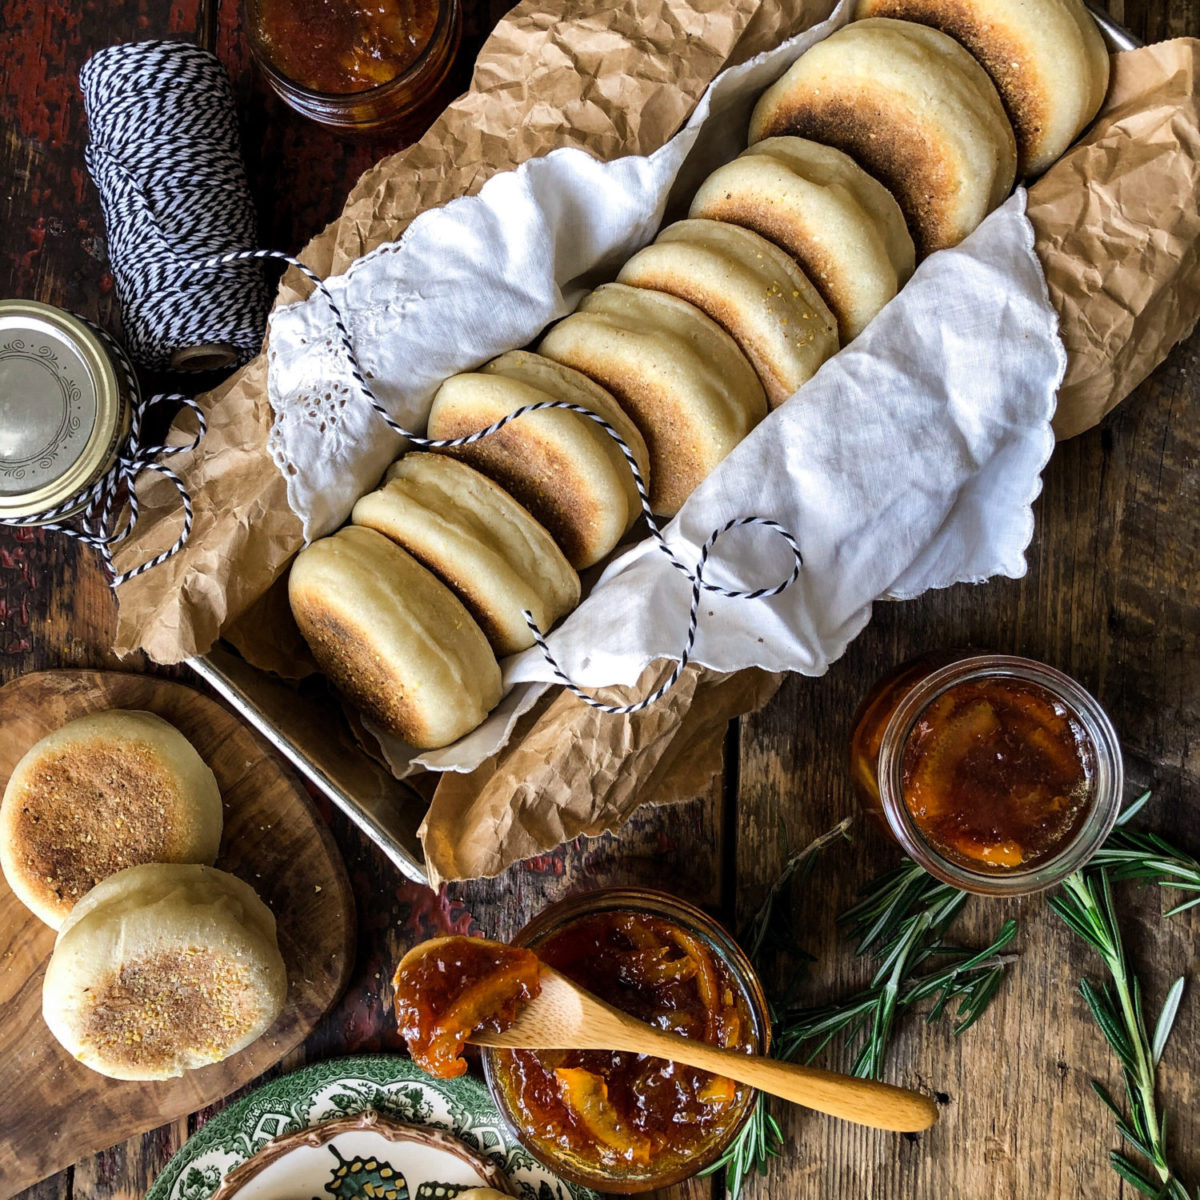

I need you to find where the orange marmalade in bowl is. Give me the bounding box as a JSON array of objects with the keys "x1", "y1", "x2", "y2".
[
  {"x1": 850, "y1": 653, "x2": 1124, "y2": 895},
  {"x1": 482, "y1": 890, "x2": 767, "y2": 1193}
]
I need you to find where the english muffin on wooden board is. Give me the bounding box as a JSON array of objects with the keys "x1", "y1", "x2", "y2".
[
  {"x1": 617, "y1": 218, "x2": 839, "y2": 408},
  {"x1": 426, "y1": 352, "x2": 649, "y2": 570},
  {"x1": 538, "y1": 283, "x2": 768, "y2": 515},
  {"x1": 690, "y1": 137, "x2": 914, "y2": 341},
  {"x1": 42, "y1": 863, "x2": 286, "y2": 1081},
  {"x1": 0, "y1": 670, "x2": 353, "y2": 1199},
  {"x1": 353, "y1": 453, "x2": 580, "y2": 658},
  {"x1": 0, "y1": 710, "x2": 222, "y2": 930},
  {"x1": 749, "y1": 18, "x2": 1018, "y2": 255},
  {"x1": 854, "y1": 0, "x2": 1110, "y2": 175},
  {"x1": 289, "y1": 526, "x2": 502, "y2": 749}
]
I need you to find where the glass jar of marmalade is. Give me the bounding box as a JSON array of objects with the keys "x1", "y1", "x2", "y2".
[
  {"x1": 849, "y1": 653, "x2": 1123, "y2": 895},
  {"x1": 482, "y1": 887, "x2": 770, "y2": 1194},
  {"x1": 245, "y1": 0, "x2": 462, "y2": 135}
]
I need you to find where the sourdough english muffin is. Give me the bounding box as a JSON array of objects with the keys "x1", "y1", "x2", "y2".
[
  {"x1": 289, "y1": 525, "x2": 502, "y2": 749},
  {"x1": 853, "y1": 0, "x2": 1109, "y2": 176},
  {"x1": 42, "y1": 863, "x2": 285, "y2": 1080},
  {"x1": 538, "y1": 283, "x2": 768, "y2": 516},
  {"x1": 617, "y1": 218, "x2": 839, "y2": 408},
  {"x1": 0, "y1": 710, "x2": 222, "y2": 930},
  {"x1": 749, "y1": 18, "x2": 1018, "y2": 255},
  {"x1": 352, "y1": 453, "x2": 580, "y2": 658},
  {"x1": 689, "y1": 138, "x2": 914, "y2": 342},
  {"x1": 426, "y1": 352, "x2": 650, "y2": 570}
]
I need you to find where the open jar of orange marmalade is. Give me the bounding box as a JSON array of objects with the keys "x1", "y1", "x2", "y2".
[
  {"x1": 849, "y1": 653, "x2": 1124, "y2": 895},
  {"x1": 482, "y1": 888, "x2": 769, "y2": 1193},
  {"x1": 245, "y1": 0, "x2": 462, "y2": 134}
]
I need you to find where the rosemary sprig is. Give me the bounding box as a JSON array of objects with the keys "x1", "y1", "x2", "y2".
[
  {"x1": 1049, "y1": 868, "x2": 1191, "y2": 1198},
  {"x1": 1092, "y1": 791, "x2": 1200, "y2": 916},
  {"x1": 778, "y1": 905, "x2": 1017, "y2": 1078},
  {"x1": 703, "y1": 818, "x2": 853, "y2": 1198},
  {"x1": 742, "y1": 816, "x2": 855, "y2": 964},
  {"x1": 710, "y1": 838, "x2": 1016, "y2": 1198},
  {"x1": 700, "y1": 1090, "x2": 785, "y2": 1194}
]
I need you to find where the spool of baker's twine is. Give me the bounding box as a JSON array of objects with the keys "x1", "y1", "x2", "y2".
[
  {"x1": 79, "y1": 41, "x2": 268, "y2": 371},
  {"x1": 0, "y1": 43, "x2": 255, "y2": 585},
  {"x1": 39, "y1": 40, "x2": 803, "y2": 713}
]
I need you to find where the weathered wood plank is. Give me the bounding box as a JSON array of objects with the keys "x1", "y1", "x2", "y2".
[{"x1": 735, "y1": 332, "x2": 1200, "y2": 1198}]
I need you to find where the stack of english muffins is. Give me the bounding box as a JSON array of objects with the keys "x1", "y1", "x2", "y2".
[
  {"x1": 2, "y1": 710, "x2": 287, "y2": 1079},
  {"x1": 289, "y1": 0, "x2": 1110, "y2": 751}
]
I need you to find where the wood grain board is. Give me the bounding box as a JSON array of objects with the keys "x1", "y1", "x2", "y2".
[{"x1": 0, "y1": 672, "x2": 356, "y2": 1199}]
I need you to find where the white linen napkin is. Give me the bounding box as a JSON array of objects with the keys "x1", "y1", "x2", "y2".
[{"x1": 264, "y1": 0, "x2": 1063, "y2": 775}]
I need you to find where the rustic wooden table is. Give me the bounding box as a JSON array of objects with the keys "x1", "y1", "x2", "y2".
[{"x1": 2, "y1": 1, "x2": 1198, "y2": 1198}]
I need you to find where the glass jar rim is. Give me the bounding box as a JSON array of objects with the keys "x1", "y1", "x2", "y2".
[
  {"x1": 877, "y1": 654, "x2": 1124, "y2": 896},
  {"x1": 245, "y1": 0, "x2": 460, "y2": 107},
  {"x1": 480, "y1": 886, "x2": 770, "y2": 1193}
]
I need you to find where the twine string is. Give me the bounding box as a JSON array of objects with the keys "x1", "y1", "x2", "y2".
[
  {"x1": 1, "y1": 386, "x2": 206, "y2": 588},
  {"x1": 14, "y1": 39, "x2": 802, "y2": 713},
  {"x1": 200, "y1": 248, "x2": 804, "y2": 715}
]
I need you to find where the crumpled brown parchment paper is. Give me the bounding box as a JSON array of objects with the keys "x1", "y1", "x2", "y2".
[
  {"x1": 105, "y1": 11, "x2": 1200, "y2": 882},
  {"x1": 420, "y1": 663, "x2": 780, "y2": 886},
  {"x1": 1028, "y1": 39, "x2": 1200, "y2": 440}
]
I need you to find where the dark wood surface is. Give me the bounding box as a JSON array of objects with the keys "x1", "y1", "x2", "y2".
[{"x1": 2, "y1": 2, "x2": 1198, "y2": 1199}]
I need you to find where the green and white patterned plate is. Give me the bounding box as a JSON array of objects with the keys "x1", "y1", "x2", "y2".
[{"x1": 146, "y1": 1056, "x2": 595, "y2": 1200}]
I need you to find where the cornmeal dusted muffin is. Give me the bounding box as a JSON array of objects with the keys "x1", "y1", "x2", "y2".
[
  {"x1": 618, "y1": 218, "x2": 839, "y2": 407},
  {"x1": 289, "y1": 525, "x2": 503, "y2": 749},
  {"x1": 750, "y1": 18, "x2": 1017, "y2": 255},
  {"x1": 426, "y1": 351, "x2": 650, "y2": 570},
  {"x1": 853, "y1": 0, "x2": 1109, "y2": 176},
  {"x1": 0, "y1": 709, "x2": 222, "y2": 929},
  {"x1": 42, "y1": 862, "x2": 286, "y2": 1080},
  {"x1": 538, "y1": 283, "x2": 768, "y2": 516},
  {"x1": 690, "y1": 138, "x2": 915, "y2": 342},
  {"x1": 354, "y1": 452, "x2": 580, "y2": 657}
]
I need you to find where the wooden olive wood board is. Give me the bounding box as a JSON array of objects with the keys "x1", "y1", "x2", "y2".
[{"x1": 0, "y1": 671, "x2": 356, "y2": 1199}]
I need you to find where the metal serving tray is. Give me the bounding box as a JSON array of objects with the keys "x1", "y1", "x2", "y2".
[
  {"x1": 190, "y1": 644, "x2": 430, "y2": 883},
  {"x1": 189, "y1": 6, "x2": 1139, "y2": 889}
]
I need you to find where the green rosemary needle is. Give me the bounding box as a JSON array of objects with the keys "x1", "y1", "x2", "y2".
[
  {"x1": 1092, "y1": 791, "x2": 1200, "y2": 916},
  {"x1": 1049, "y1": 867, "x2": 1191, "y2": 1198},
  {"x1": 711, "y1": 837, "x2": 1017, "y2": 1198},
  {"x1": 703, "y1": 818, "x2": 853, "y2": 1199}
]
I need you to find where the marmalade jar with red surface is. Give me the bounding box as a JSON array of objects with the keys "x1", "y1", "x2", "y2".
[
  {"x1": 245, "y1": 0, "x2": 462, "y2": 134},
  {"x1": 482, "y1": 888, "x2": 770, "y2": 1194},
  {"x1": 849, "y1": 653, "x2": 1124, "y2": 895}
]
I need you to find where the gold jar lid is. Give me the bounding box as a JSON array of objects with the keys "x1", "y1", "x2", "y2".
[{"x1": 0, "y1": 300, "x2": 133, "y2": 522}]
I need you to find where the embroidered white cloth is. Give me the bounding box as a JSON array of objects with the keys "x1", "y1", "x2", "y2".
[{"x1": 264, "y1": 0, "x2": 1063, "y2": 774}]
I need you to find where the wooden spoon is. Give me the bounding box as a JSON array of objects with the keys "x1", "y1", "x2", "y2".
[{"x1": 470, "y1": 965, "x2": 939, "y2": 1132}]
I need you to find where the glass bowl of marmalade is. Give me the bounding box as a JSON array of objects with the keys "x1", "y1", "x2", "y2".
[
  {"x1": 849, "y1": 653, "x2": 1124, "y2": 895},
  {"x1": 245, "y1": 0, "x2": 462, "y2": 134},
  {"x1": 481, "y1": 888, "x2": 769, "y2": 1194}
]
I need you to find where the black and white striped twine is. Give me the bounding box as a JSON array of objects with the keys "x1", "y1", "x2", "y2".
[
  {"x1": 204, "y1": 247, "x2": 804, "y2": 715},
  {"x1": 79, "y1": 42, "x2": 268, "y2": 371},
  {"x1": 17, "y1": 39, "x2": 803, "y2": 715},
  {"x1": 0, "y1": 319, "x2": 206, "y2": 587}
]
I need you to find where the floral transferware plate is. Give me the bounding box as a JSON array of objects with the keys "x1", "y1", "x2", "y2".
[{"x1": 147, "y1": 1055, "x2": 595, "y2": 1200}]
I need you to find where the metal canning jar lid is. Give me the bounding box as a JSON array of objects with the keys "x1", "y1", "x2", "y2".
[{"x1": 0, "y1": 299, "x2": 134, "y2": 522}]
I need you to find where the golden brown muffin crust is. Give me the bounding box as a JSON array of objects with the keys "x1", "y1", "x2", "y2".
[
  {"x1": 7, "y1": 744, "x2": 187, "y2": 918},
  {"x1": 77, "y1": 947, "x2": 259, "y2": 1073},
  {"x1": 433, "y1": 438, "x2": 601, "y2": 568},
  {"x1": 763, "y1": 95, "x2": 959, "y2": 258},
  {"x1": 289, "y1": 597, "x2": 425, "y2": 746},
  {"x1": 861, "y1": 0, "x2": 1049, "y2": 168}
]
